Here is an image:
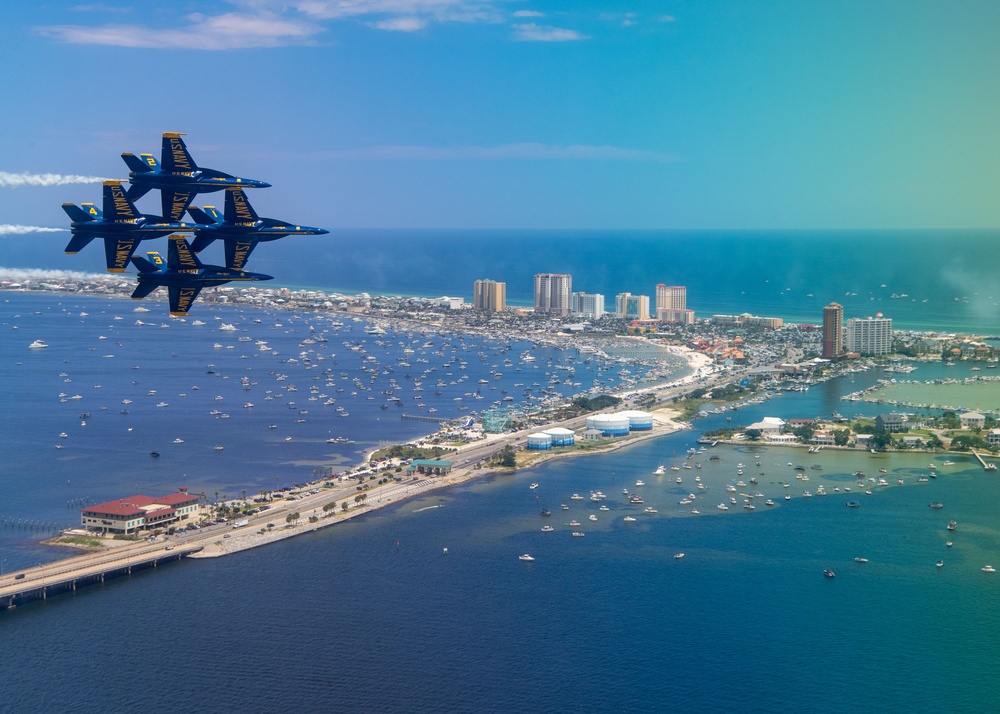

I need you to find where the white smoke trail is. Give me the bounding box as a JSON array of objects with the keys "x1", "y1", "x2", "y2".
[
  {"x1": 0, "y1": 172, "x2": 113, "y2": 188},
  {"x1": 0, "y1": 225, "x2": 67, "y2": 235},
  {"x1": 0, "y1": 267, "x2": 118, "y2": 282}
]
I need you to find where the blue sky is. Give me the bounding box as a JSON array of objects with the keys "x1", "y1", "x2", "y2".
[{"x1": 2, "y1": 0, "x2": 1000, "y2": 233}]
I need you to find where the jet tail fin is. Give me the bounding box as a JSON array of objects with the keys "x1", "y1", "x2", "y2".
[
  {"x1": 225, "y1": 188, "x2": 259, "y2": 225},
  {"x1": 187, "y1": 206, "x2": 221, "y2": 225},
  {"x1": 122, "y1": 152, "x2": 155, "y2": 173},
  {"x1": 62, "y1": 203, "x2": 99, "y2": 223},
  {"x1": 102, "y1": 181, "x2": 141, "y2": 222},
  {"x1": 130, "y1": 254, "x2": 159, "y2": 273},
  {"x1": 167, "y1": 235, "x2": 202, "y2": 270}
]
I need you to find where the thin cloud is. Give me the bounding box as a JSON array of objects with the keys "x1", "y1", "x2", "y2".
[
  {"x1": 512, "y1": 10, "x2": 544, "y2": 18},
  {"x1": 36, "y1": 11, "x2": 323, "y2": 50},
  {"x1": 293, "y1": 0, "x2": 504, "y2": 24},
  {"x1": 512, "y1": 23, "x2": 586, "y2": 42},
  {"x1": 369, "y1": 16, "x2": 428, "y2": 31},
  {"x1": 273, "y1": 142, "x2": 676, "y2": 161}
]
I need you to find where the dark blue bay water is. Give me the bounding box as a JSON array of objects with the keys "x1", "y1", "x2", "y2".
[
  {"x1": 2, "y1": 292, "x2": 1000, "y2": 713},
  {"x1": 7, "y1": 229, "x2": 1000, "y2": 332}
]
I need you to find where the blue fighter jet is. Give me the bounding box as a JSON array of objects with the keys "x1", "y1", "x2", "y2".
[
  {"x1": 62, "y1": 180, "x2": 198, "y2": 273},
  {"x1": 187, "y1": 187, "x2": 329, "y2": 270},
  {"x1": 121, "y1": 132, "x2": 271, "y2": 223},
  {"x1": 130, "y1": 235, "x2": 273, "y2": 316}
]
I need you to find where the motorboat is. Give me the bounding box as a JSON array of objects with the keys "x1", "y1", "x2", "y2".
[
  {"x1": 588, "y1": 514, "x2": 598, "y2": 521},
  {"x1": 653, "y1": 466, "x2": 666, "y2": 475},
  {"x1": 854, "y1": 557, "x2": 868, "y2": 563},
  {"x1": 634, "y1": 480, "x2": 645, "y2": 487},
  {"x1": 572, "y1": 532, "x2": 585, "y2": 537},
  {"x1": 541, "y1": 526, "x2": 554, "y2": 532},
  {"x1": 674, "y1": 553, "x2": 685, "y2": 559},
  {"x1": 823, "y1": 569, "x2": 835, "y2": 578},
  {"x1": 540, "y1": 509, "x2": 551, "y2": 517},
  {"x1": 929, "y1": 502, "x2": 943, "y2": 509},
  {"x1": 29, "y1": 340, "x2": 48, "y2": 349},
  {"x1": 518, "y1": 554, "x2": 535, "y2": 561},
  {"x1": 983, "y1": 565, "x2": 996, "y2": 573}
]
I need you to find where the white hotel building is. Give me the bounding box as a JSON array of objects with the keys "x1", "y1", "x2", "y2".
[{"x1": 846, "y1": 315, "x2": 893, "y2": 355}]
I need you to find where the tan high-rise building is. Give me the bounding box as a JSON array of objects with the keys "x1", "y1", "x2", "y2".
[
  {"x1": 534, "y1": 273, "x2": 572, "y2": 316},
  {"x1": 655, "y1": 284, "x2": 686, "y2": 311},
  {"x1": 823, "y1": 302, "x2": 844, "y2": 359},
  {"x1": 473, "y1": 279, "x2": 506, "y2": 312}
]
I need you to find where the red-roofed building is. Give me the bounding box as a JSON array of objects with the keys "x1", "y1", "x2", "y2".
[{"x1": 81, "y1": 492, "x2": 200, "y2": 534}]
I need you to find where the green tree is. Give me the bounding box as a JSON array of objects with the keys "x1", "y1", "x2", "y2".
[
  {"x1": 499, "y1": 444, "x2": 517, "y2": 467},
  {"x1": 833, "y1": 429, "x2": 850, "y2": 447},
  {"x1": 744, "y1": 428, "x2": 761, "y2": 441},
  {"x1": 792, "y1": 424, "x2": 815, "y2": 442}
]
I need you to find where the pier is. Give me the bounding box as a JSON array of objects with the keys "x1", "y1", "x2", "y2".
[
  {"x1": 971, "y1": 450, "x2": 997, "y2": 471},
  {"x1": 0, "y1": 541, "x2": 202, "y2": 610},
  {"x1": 401, "y1": 413, "x2": 448, "y2": 423}
]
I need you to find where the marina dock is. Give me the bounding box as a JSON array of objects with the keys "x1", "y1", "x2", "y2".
[
  {"x1": 0, "y1": 541, "x2": 202, "y2": 609},
  {"x1": 971, "y1": 450, "x2": 998, "y2": 471}
]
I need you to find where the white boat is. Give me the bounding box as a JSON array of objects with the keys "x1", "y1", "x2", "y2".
[
  {"x1": 172, "y1": 438, "x2": 184, "y2": 444},
  {"x1": 541, "y1": 526, "x2": 554, "y2": 532},
  {"x1": 643, "y1": 507, "x2": 658, "y2": 513},
  {"x1": 570, "y1": 494, "x2": 584, "y2": 500},
  {"x1": 29, "y1": 340, "x2": 48, "y2": 349},
  {"x1": 854, "y1": 557, "x2": 868, "y2": 563},
  {"x1": 623, "y1": 516, "x2": 636, "y2": 522},
  {"x1": 983, "y1": 565, "x2": 996, "y2": 573},
  {"x1": 653, "y1": 466, "x2": 666, "y2": 475},
  {"x1": 588, "y1": 514, "x2": 598, "y2": 521},
  {"x1": 674, "y1": 553, "x2": 685, "y2": 559},
  {"x1": 717, "y1": 504, "x2": 729, "y2": 510},
  {"x1": 572, "y1": 532, "x2": 585, "y2": 537},
  {"x1": 529, "y1": 483, "x2": 539, "y2": 490},
  {"x1": 635, "y1": 480, "x2": 645, "y2": 487},
  {"x1": 213, "y1": 445, "x2": 224, "y2": 451},
  {"x1": 518, "y1": 554, "x2": 535, "y2": 561}
]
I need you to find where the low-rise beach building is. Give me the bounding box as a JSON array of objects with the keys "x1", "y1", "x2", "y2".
[
  {"x1": 960, "y1": 412, "x2": 986, "y2": 429},
  {"x1": 80, "y1": 492, "x2": 200, "y2": 535},
  {"x1": 875, "y1": 413, "x2": 905, "y2": 433}
]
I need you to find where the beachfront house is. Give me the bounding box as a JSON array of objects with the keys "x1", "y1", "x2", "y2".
[
  {"x1": 875, "y1": 413, "x2": 905, "y2": 433},
  {"x1": 746, "y1": 417, "x2": 785, "y2": 437},
  {"x1": 960, "y1": 412, "x2": 986, "y2": 430},
  {"x1": 987, "y1": 429, "x2": 1000, "y2": 447}
]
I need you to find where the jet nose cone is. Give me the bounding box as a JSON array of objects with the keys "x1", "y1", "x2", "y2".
[
  {"x1": 257, "y1": 181, "x2": 272, "y2": 188},
  {"x1": 317, "y1": 228, "x2": 330, "y2": 235}
]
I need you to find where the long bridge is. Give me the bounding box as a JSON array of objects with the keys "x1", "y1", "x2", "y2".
[{"x1": 0, "y1": 541, "x2": 202, "y2": 610}]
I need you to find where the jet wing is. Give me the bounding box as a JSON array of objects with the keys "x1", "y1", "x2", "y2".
[
  {"x1": 169, "y1": 285, "x2": 203, "y2": 316},
  {"x1": 225, "y1": 239, "x2": 258, "y2": 271},
  {"x1": 64, "y1": 234, "x2": 96, "y2": 255},
  {"x1": 105, "y1": 236, "x2": 139, "y2": 273},
  {"x1": 131, "y1": 282, "x2": 160, "y2": 300},
  {"x1": 161, "y1": 189, "x2": 195, "y2": 223}
]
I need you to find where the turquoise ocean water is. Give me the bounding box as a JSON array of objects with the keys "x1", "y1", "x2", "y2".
[
  {"x1": 4, "y1": 230, "x2": 1000, "y2": 332},
  {"x1": 1, "y1": 282, "x2": 999, "y2": 710}
]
